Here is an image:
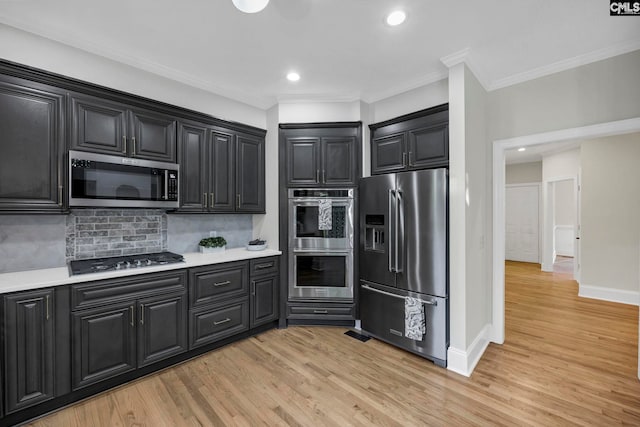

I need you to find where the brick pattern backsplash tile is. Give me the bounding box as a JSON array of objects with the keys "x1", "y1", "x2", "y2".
[{"x1": 66, "y1": 209, "x2": 168, "y2": 261}]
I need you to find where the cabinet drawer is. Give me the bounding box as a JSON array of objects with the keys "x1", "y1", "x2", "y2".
[
  {"x1": 189, "y1": 299, "x2": 249, "y2": 349},
  {"x1": 71, "y1": 270, "x2": 187, "y2": 310},
  {"x1": 287, "y1": 303, "x2": 355, "y2": 320},
  {"x1": 250, "y1": 257, "x2": 279, "y2": 277},
  {"x1": 189, "y1": 262, "x2": 248, "y2": 307}
]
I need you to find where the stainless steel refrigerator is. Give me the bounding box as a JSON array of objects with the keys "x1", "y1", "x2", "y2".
[{"x1": 359, "y1": 168, "x2": 448, "y2": 366}]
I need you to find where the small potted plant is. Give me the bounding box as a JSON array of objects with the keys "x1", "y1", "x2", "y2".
[{"x1": 199, "y1": 236, "x2": 227, "y2": 254}]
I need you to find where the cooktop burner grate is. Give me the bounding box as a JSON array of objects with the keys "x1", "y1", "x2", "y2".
[{"x1": 68, "y1": 251, "x2": 185, "y2": 276}]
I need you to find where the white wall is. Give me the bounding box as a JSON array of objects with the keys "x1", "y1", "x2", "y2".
[
  {"x1": 0, "y1": 24, "x2": 266, "y2": 128},
  {"x1": 579, "y1": 133, "x2": 640, "y2": 304},
  {"x1": 505, "y1": 161, "x2": 542, "y2": 184},
  {"x1": 369, "y1": 79, "x2": 448, "y2": 123},
  {"x1": 554, "y1": 180, "x2": 575, "y2": 226},
  {"x1": 278, "y1": 101, "x2": 361, "y2": 123},
  {"x1": 252, "y1": 105, "x2": 280, "y2": 249},
  {"x1": 542, "y1": 149, "x2": 580, "y2": 181}
]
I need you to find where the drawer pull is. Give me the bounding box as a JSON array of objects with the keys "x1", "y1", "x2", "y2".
[
  {"x1": 313, "y1": 310, "x2": 328, "y2": 314},
  {"x1": 214, "y1": 280, "x2": 231, "y2": 287},
  {"x1": 255, "y1": 263, "x2": 273, "y2": 270},
  {"x1": 214, "y1": 318, "x2": 231, "y2": 326}
]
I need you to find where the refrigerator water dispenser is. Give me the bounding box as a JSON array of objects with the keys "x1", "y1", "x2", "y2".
[{"x1": 364, "y1": 214, "x2": 385, "y2": 252}]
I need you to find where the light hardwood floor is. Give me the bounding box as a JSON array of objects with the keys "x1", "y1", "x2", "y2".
[{"x1": 29, "y1": 261, "x2": 639, "y2": 426}]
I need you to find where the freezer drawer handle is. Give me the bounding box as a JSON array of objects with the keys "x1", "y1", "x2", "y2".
[{"x1": 361, "y1": 284, "x2": 437, "y2": 306}]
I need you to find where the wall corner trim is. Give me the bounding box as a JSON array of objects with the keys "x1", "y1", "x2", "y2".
[
  {"x1": 446, "y1": 324, "x2": 492, "y2": 377},
  {"x1": 578, "y1": 284, "x2": 640, "y2": 306}
]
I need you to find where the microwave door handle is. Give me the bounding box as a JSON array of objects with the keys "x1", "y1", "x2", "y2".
[
  {"x1": 388, "y1": 189, "x2": 395, "y2": 273},
  {"x1": 163, "y1": 170, "x2": 169, "y2": 200}
]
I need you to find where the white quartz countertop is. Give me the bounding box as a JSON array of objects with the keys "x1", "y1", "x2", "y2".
[{"x1": 0, "y1": 248, "x2": 282, "y2": 294}]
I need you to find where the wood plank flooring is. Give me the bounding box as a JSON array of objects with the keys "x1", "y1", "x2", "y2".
[{"x1": 29, "y1": 261, "x2": 639, "y2": 426}]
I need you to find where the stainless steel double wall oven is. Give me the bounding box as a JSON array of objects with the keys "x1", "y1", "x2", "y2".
[{"x1": 288, "y1": 188, "x2": 354, "y2": 300}]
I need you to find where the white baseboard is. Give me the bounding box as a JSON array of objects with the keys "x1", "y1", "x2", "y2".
[
  {"x1": 541, "y1": 262, "x2": 553, "y2": 272},
  {"x1": 447, "y1": 324, "x2": 491, "y2": 377},
  {"x1": 579, "y1": 284, "x2": 639, "y2": 306}
]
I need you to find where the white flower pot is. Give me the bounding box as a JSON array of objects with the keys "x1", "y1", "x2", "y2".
[{"x1": 199, "y1": 245, "x2": 226, "y2": 254}]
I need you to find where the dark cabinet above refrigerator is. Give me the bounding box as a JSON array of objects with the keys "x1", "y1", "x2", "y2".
[{"x1": 370, "y1": 104, "x2": 448, "y2": 175}]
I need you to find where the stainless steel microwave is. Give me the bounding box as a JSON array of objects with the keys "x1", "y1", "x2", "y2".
[{"x1": 68, "y1": 150, "x2": 179, "y2": 208}]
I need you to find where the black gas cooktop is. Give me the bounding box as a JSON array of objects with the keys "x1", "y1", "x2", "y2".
[{"x1": 68, "y1": 251, "x2": 185, "y2": 276}]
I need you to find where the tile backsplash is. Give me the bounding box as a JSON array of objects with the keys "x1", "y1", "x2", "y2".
[{"x1": 66, "y1": 209, "x2": 168, "y2": 261}]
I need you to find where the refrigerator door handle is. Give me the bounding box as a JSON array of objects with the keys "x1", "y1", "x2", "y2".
[
  {"x1": 388, "y1": 189, "x2": 395, "y2": 273},
  {"x1": 395, "y1": 190, "x2": 403, "y2": 273},
  {"x1": 361, "y1": 284, "x2": 437, "y2": 306}
]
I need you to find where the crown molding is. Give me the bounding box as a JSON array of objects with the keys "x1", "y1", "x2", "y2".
[
  {"x1": 488, "y1": 39, "x2": 640, "y2": 91},
  {"x1": 440, "y1": 48, "x2": 471, "y2": 68},
  {"x1": 0, "y1": 17, "x2": 273, "y2": 109}
]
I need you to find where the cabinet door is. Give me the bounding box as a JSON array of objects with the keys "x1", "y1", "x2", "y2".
[
  {"x1": 72, "y1": 303, "x2": 136, "y2": 390},
  {"x1": 130, "y1": 109, "x2": 177, "y2": 162},
  {"x1": 210, "y1": 131, "x2": 235, "y2": 211},
  {"x1": 3, "y1": 290, "x2": 55, "y2": 413},
  {"x1": 236, "y1": 134, "x2": 265, "y2": 213},
  {"x1": 286, "y1": 137, "x2": 320, "y2": 186},
  {"x1": 70, "y1": 94, "x2": 128, "y2": 155},
  {"x1": 321, "y1": 137, "x2": 357, "y2": 186},
  {"x1": 178, "y1": 122, "x2": 207, "y2": 212},
  {"x1": 0, "y1": 78, "x2": 65, "y2": 212},
  {"x1": 407, "y1": 123, "x2": 449, "y2": 170},
  {"x1": 250, "y1": 276, "x2": 279, "y2": 328},
  {"x1": 371, "y1": 133, "x2": 406, "y2": 175},
  {"x1": 137, "y1": 294, "x2": 187, "y2": 368}
]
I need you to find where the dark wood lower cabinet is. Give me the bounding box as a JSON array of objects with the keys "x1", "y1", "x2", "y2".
[
  {"x1": 251, "y1": 276, "x2": 278, "y2": 328},
  {"x1": 3, "y1": 289, "x2": 55, "y2": 414},
  {"x1": 72, "y1": 303, "x2": 137, "y2": 390},
  {"x1": 137, "y1": 293, "x2": 187, "y2": 368}
]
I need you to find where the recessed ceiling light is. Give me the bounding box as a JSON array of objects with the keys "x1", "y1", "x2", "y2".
[
  {"x1": 386, "y1": 10, "x2": 406, "y2": 26},
  {"x1": 518, "y1": 147, "x2": 526, "y2": 152},
  {"x1": 287, "y1": 72, "x2": 300, "y2": 82},
  {"x1": 232, "y1": 0, "x2": 269, "y2": 14}
]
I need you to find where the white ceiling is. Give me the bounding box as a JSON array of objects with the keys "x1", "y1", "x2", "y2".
[
  {"x1": 0, "y1": 0, "x2": 639, "y2": 109},
  {"x1": 505, "y1": 140, "x2": 582, "y2": 165}
]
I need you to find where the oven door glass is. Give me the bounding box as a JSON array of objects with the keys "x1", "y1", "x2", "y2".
[{"x1": 289, "y1": 252, "x2": 354, "y2": 300}]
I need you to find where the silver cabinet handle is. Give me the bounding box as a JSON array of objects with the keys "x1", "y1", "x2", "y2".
[
  {"x1": 361, "y1": 284, "x2": 436, "y2": 306},
  {"x1": 204, "y1": 193, "x2": 208, "y2": 208},
  {"x1": 322, "y1": 170, "x2": 326, "y2": 182},
  {"x1": 45, "y1": 295, "x2": 50, "y2": 320},
  {"x1": 408, "y1": 151, "x2": 413, "y2": 166},
  {"x1": 214, "y1": 318, "x2": 231, "y2": 326},
  {"x1": 210, "y1": 192, "x2": 214, "y2": 208},
  {"x1": 236, "y1": 194, "x2": 241, "y2": 209},
  {"x1": 251, "y1": 280, "x2": 255, "y2": 296},
  {"x1": 255, "y1": 263, "x2": 273, "y2": 270},
  {"x1": 402, "y1": 152, "x2": 407, "y2": 167},
  {"x1": 58, "y1": 185, "x2": 63, "y2": 207},
  {"x1": 313, "y1": 310, "x2": 328, "y2": 314},
  {"x1": 130, "y1": 305, "x2": 134, "y2": 327},
  {"x1": 214, "y1": 280, "x2": 231, "y2": 287},
  {"x1": 122, "y1": 136, "x2": 127, "y2": 154},
  {"x1": 140, "y1": 303, "x2": 144, "y2": 325},
  {"x1": 132, "y1": 136, "x2": 136, "y2": 156},
  {"x1": 316, "y1": 169, "x2": 320, "y2": 182}
]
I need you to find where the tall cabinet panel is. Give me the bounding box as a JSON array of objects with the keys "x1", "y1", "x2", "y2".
[
  {"x1": 236, "y1": 133, "x2": 265, "y2": 213},
  {"x1": 0, "y1": 77, "x2": 65, "y2": 213},
  {"x1": 3, "y1": 290, "x2": 55, "y2": 414},
  {"x1": 178, "y1": 122, "x2": 208, "y2": 212}
]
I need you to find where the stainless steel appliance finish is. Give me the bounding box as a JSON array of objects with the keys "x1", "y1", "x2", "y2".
[
  {"x1": 288, "y1": 188, "x2": 355, "y2": 301},
  {"x1": 288, "y1": 188, "x2": 354, "y2": 251},
  {"x1": 359, "y1": 168, "x2": 448, "y2": 366},
  {"x1": 68, "y1": 251, "x2": 185, "y2": 275},
  {"x1": 69, "y1": 150, "x2": 179, "y2": 208}
]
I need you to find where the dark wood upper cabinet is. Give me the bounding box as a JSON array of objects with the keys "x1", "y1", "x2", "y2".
[
  {"x1": 3, "y1": 289, "x2": 55, "y2": 414},
  {"x1": 236, "y1": 133, "x2": 265, "y2": 213},
  {"x1": 178, "y1": 122, "x2": 207, "y2": 212},
  {"x1": 370, "y1": 104, "x2": 449, "y2": 175},
  {"x1": 281, "y1": 122, "x2": 361, "y2": 187},
  {"x1": 210, "y1": 131, "x2": 235, "y2": 211},
  {"x1": 0, "y1": 76, "x2": 65, "y2": 213},
  {"x1": 322, "y1": 136, "x2": 357, "y2": 185},
  {"x1": 130, "y1": 109, "x2": 177, "y2": 162},
  {"x1": 70, "y1": 93, "x2": 177, "y2": 162},
  {"x1": 177, "y1": 122, "x2": 265, "y2": 214}
]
